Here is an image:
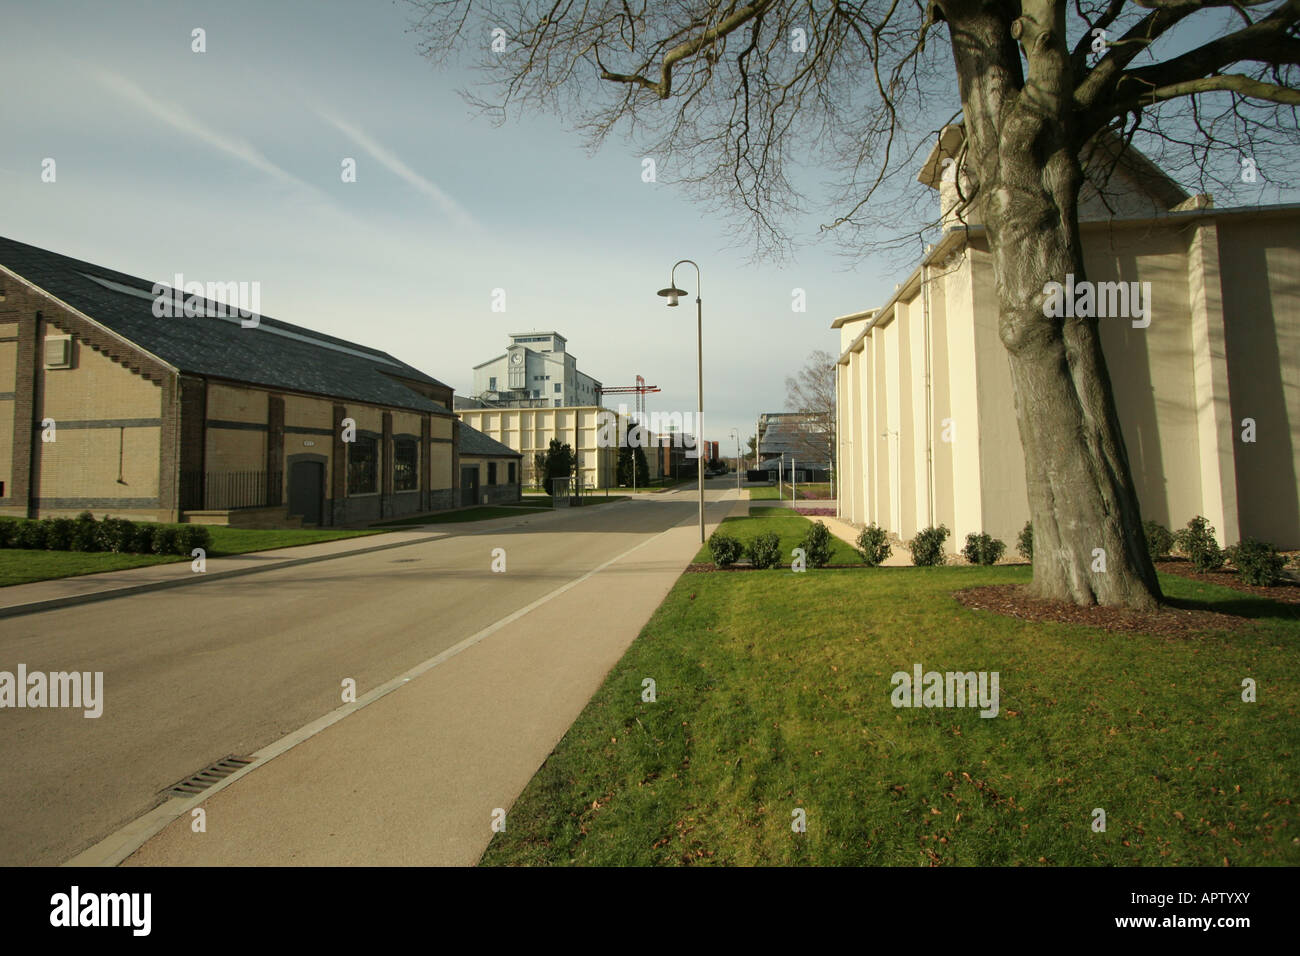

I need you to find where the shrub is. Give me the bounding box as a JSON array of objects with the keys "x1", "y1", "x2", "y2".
[
  {"x1": 747, "y1": 531, "x2": 782, "y2": 570},
  {"x1": 855, "y1": 524, "x2": 892, "y2": 567},
  {"x1": 150, "y1": 525, "x2": 180, "y2": 556},
  {"x1": 800, "y1": 521, "x2": 834, "y2": 568},
  {"x1": 70, "y1": 511, "x2": 101, "y2": 552},
  {"x1": 908, "y1": 524, "x2": 949, "y2": 567},
  {"x1": 1017, "y1": 521, "x2": 1033, "y2": 561},
  {"x1": 962, "y1": 532, "x2": 1006, "y2": 566},
  {"x1": 0, "y1": 520, "x2": 15, "y2": 548},
  {"x1": 1143, "y1": 520, "x2": 1174, "y2": 564},
  {"x1": 14, "y1": 520, "x2": 47, "y2": 550},
  {"x1": 1174, "y1": 516, "x2": 1225, "y2": 573},
  {"x1": 130, "y1": 523, "x2": 159, "y2": 554},
  {"x1": 42, "y1": 517, "x2": 76, "y2": 551},
  {"x1": 177, "y1": 525, "x2": 212, "y2": 555},
  {"x1": 708, "y1": 530, "x2": 743, "y2": 568},
  {"x1": 1228, "y1": 538, "x2": 1286, "y2": 587},
  {"x1": 96, "y1": 517, "x2": 138, "y2": 553}
]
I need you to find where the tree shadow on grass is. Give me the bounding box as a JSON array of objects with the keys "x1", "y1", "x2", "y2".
[{"x1": 1162, "y1": 593, "x2": 1300, "y2": 625}]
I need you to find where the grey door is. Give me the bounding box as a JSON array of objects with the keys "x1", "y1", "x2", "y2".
[
  {"x1": 460, "y1": 466, "x2": 479, "y2": 507},
  {"x1": 288, "y1": 461, "x2": 324, "y2": 525}
]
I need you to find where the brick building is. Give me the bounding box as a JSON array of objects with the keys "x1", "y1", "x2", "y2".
[{"x1": 0, "y1": 236, "x2": 513, "y2": 526}]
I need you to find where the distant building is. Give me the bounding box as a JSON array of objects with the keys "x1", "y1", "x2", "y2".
[
  {"x1": 456, "y1": 405, "x2": 617, "y2": 490},
  {"x1": 457, "y1": 424, "x2": 522, "y2": 507},
  {"x1": 471, "y1": 332, "x2": 602, "y2": 408},
  {"x1": 757, "y1": 412, "x2": 831, "y2": 466}
]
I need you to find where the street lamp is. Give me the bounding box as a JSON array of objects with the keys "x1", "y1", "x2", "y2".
[
  {"x1": 730, "y1": 428, "x2": 741, "y2": 493},
  {"x1": 658, "y1": 260, "x2": 704, "y2": 543}
]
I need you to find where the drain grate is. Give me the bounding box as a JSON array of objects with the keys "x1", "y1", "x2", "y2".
[{"x1": 163, "y1": 755, "x2": 254, "y2": 798}]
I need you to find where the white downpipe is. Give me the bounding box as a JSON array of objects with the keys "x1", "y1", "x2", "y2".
[{"x1": 922, "y1": 260, "x2": 935, "y2": 528}]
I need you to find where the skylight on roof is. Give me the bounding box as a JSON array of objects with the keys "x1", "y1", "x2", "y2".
[{"x1": 79, "y1": 272, "x2": 402, "y2": 368}]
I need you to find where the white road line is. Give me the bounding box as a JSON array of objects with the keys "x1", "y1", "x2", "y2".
[{"x1": 62, "y1": 514, "x2": 695, "y2": 867}]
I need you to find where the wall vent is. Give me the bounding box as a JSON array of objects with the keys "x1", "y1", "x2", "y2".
[{"x1": 44, "y1": 335, "x2": 73, "y2": 370}]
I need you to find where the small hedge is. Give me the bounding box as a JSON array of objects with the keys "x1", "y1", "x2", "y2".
[
  {"x1": 1017, "y1": 521, "x2": 1033, "y2": 561},
  {"x1": 961, "y1": 532, "x2": 1006, "y2": 566},
  {"x1": 14, "y1": 520, "x2": 48, "y2": 550},
  {"x1": 1143, "y1": 520, "x2": 1175, "y2": 563},
  {"x1": 747, "y1": 531, "x2": 782, "y2": 570},
  {"x1": 855, "y1": 524, "x2": 892, "y2": 567},
  {"x1": 908, "y1": 524, "x2": 949, "y2": 567},
  {"x1": 708, "y1": 530, "x2": 744, "y2": 568},
  {"x1": 1174, "y1": 515, "x2": 1225, "y2": 573},
  {"x1": 1228, "y1": 537, "x2": 1286, "y2": 587},
  {"x1": 799, "y1": 521, "x2": 834, "y2": 569},
  {"x1": 0, "y1": 512, "x2": 211, "y2": 556}
]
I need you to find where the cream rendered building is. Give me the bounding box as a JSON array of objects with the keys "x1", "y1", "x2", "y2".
[
  {"x1": 456, "y1": 405, "x2": 620, "y2": 490},
  {"x1": 834, "y1": 127, "x2": 1300, "y2": 552}
]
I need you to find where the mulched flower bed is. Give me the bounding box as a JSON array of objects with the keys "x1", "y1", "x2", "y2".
[
  {"x1": 1154, "y1": 560, "x2": 1300, "y2": 605},
  {"x1": 953, "y1": 584, "x2": 1250, "y2": 637}
]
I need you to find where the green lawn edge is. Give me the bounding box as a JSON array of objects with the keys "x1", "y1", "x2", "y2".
[{"x1": 481, "y1": 514, "x2": 1299, "y2": 867}]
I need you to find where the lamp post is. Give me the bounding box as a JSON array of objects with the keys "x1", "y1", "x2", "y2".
[
  {"x1": 730, "y1": 428, "x2": 741, "y2": 494},
  {"x1": 658, "y1": 260, "x2": 704, "y2": 543}
]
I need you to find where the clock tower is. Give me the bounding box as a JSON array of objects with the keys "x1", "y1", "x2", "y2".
[{"x1": 506, "y1": 346, "x2": 526, "y2": 390}]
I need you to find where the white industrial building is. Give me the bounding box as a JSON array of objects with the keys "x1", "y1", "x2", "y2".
[{"x1": 470, "y1": 332, "x2": 602, "y2": 408}]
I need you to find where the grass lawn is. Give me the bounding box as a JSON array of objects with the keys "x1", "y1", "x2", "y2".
[
  {"x1": 700, "y1": 509, "x2": 862, "y2": 566},
  {"x1": 482, "y1": 512, "x2": 1299, "y2": 866},
  {"x1": 0, "y1": 524, "x2": 385, "y2": 587},
  {"x1": 374, "y1": 505, "x2": 550, "y2": 526},
  {"x1": 749, "y1": 483, "x2": 832, "y2": 501}
]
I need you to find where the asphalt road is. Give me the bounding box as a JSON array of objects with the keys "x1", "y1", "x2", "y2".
[{"x1": 0, "y1": 486, "x2": 734, "y2": 866}]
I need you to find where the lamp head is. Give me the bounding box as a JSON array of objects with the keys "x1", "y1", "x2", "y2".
[{"x1": 657, "y1": 285, "x2": 687, "y2": 308}]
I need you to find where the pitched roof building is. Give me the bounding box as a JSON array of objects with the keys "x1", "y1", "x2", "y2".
[{"x1": 0, "y1": 236, "x2": 516, "y2": 526}]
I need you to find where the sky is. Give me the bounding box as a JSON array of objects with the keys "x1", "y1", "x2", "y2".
[{"x1": 0, "y1": 0, "x2": 1284, "y2": 452}]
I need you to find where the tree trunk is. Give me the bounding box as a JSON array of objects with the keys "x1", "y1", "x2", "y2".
[{"x1": 942, "y1": 0, "x2": 1163, "y2": 609}]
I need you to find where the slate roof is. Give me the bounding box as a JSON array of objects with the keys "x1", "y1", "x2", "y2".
[
  {"x1": 458, "y1": 422, "x2": 521, "y2": 458},
  {"x1": 0, "y1": 236, "x2": 452, "y2": 415}
]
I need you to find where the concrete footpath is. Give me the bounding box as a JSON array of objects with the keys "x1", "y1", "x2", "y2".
[{"x1": 73, "y1": 492, "x2": 749, "y2": 867}]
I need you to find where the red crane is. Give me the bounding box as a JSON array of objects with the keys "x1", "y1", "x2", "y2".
[{"x1": 596, "y1": 374, "x2": 661, "y2": 418}]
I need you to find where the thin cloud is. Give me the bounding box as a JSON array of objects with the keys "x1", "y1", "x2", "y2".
[
  {"x1": 97, "y1": 70, "x2": 312, "y2": 191},
  {"x1": 317, "y1": 109, "x2": 478, "y2": 230}
]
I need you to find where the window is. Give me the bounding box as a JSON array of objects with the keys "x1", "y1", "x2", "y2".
[
  {"x1": 488, "y1": 462, "x2": 498, "y2": 485},
  {"x1": 553, "y1": 383, "x2": 561, "y2": 393},
  {"x1": 489, "y1": 376, "x2": 497, "y2": 390},
  {"x1": 394, "y1": 439, "x2": 418, "y2": 492},
  {"x1": 347, "y1": 436, "x2": 378, "y2": 494},
  {"x1": 508, "y1": 462, "x2": 516, "y2": 484},
  {"x1": 554, "y1": 399, "x2": 561, "y2": 407}
]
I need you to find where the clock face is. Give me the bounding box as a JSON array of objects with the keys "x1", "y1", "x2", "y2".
[{"x1": 510, "y1": 353, "x2": 522, "y2": 365}]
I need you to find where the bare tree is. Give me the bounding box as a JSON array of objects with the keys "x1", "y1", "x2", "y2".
[
  {"x1": 407, "y1": 1, "x2": 1300, "y2": 610},
  {"x1": 784, "y1": 349, "x2": 836, "y2": 466}
]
